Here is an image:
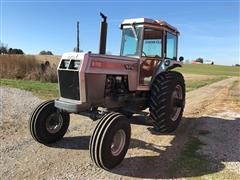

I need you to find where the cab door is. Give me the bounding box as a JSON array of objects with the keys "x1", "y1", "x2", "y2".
[{"x1": 139, "y1": 28, "x2": 163, "y2": 86}]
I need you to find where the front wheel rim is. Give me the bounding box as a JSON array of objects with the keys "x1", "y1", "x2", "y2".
[
  {"x1": 111, "y1": 129, "x2": 126, "y2": 156},
  {"x1": 46, "y1": 113, "x2": 63, "y2": 134}
]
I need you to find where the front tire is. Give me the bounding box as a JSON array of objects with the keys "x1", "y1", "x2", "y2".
[
  {"x1": 89, "y1": 112, "x2": 131, "y2": 170},
  {"x1": 149, "y1": 71, "x2": 185, "y2": 133},
  {"x1": 29, "y1": 100, "x2": 70, "y2": 144}
]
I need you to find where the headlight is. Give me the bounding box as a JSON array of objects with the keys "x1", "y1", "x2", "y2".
[
  {"x1": 69, "y1": 60, "x2": 81, "y2": 70},
  {"x1": 60, "y1": 59, "x2": 70, "y2": 69}
]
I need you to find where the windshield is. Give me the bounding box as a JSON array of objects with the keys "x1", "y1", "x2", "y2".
[{"x1": 120, "y1": 27, "x2": 143, "y2": 56}]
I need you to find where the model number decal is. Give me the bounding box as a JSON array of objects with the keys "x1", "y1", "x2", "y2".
[{"x1": 91, "y1": 60, "x2": 136, "y2": 71}]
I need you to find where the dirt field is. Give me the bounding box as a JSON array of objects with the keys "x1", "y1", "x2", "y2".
[{"x1": 0, "y1": 77, "x2": 239, "y2": 179}]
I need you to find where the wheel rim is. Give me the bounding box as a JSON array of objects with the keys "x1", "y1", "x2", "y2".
[
  {"x1": 171, "y1": 84, "x2": 183, "y2": 121},
  {"x1": 46, "y1": 113, "x2": 63, "y2": 134},
  {"x1": 111, "y1": 129, "x2": 126, "y2": 156}
]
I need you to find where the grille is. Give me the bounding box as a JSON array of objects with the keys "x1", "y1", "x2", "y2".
[{"x1": 58, "y1": 70, "x2": 80, "y2": 100}]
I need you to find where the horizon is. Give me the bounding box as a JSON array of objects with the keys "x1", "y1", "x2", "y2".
[{"x1": 1, "y1": 0, "x2": 239, "y2": 65}]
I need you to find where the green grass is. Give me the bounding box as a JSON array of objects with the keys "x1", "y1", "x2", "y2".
[
  {"x1": 169, "y1": 137, "x2": 211, "y2": 178},
  {"x1": 176, "y1": 64, "x2": 240, "y2": 77},
  {"x1": 175, "y1": 64, "x2": 237, "y2": 91},
  {"x1": 0, "y1": 76, "x2": 227, "y2": 99},
  {"x1": 169, "y1": 136, "x2": 240, "y2": 179},
  {"x1": 229, "y1": 80, "x2": 240, "y2": 102},
  {"x1": 185, "y1": 76, "x2": 226, "y2": 92},
  {"x1": 0, "y1": 79, "x2": 58, "y2": 99}
]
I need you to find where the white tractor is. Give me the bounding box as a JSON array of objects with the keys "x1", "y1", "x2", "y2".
[{"x1": 29, "y1": 13, "x2": 185, "y2": 170}]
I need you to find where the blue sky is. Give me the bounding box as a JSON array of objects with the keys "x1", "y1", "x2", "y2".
[{"x1": 1, "y1": 0, "x2": 239, "y2": 65}]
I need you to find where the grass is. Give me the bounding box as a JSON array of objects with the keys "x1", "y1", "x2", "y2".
[
  {"x1": 169, "y1": 137, "x2": 239, "y2": 179},
  {"x1": 169, "y1": 137, "x2": 211, "y2": 178},
  {"x1": 0, "y1": 54, "x2": 58, "y2": 82},
  {"x1": 0, "y1": 76, "x2": 227, "y2": 99},
  {"x1": 229, "y1": 79, "x2": 240, "y2": 102},
  {"x1": 0, "y1": 54, "x2": 38, "y2": 79},
  {"x1": 0, "y1": 63, "x2": 237, "y2": 99},
  {"x1": 169, "y1": 136, "x2": 240, "y2": 179},
  {"x1": 0, "y1": 79, "x2": 58, "y2": 99},
  {"x1": 176, "y1": 64, "x2": 240, "y2": 77},
  {"x1": 175, "y1": 64, "x2": 238, "y2": 91},
  {"x1": 185, "y1": 76, "x2": 226, "y2": 92}
]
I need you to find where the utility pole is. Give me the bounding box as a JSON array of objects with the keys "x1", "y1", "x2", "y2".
[{"x1": 76, "y1": 21, "x2": 80, "y2": 52}]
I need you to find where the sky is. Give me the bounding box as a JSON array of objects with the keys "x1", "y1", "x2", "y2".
[{"x1": 0, "y1": 0, "x2": 239, "y2": 65}]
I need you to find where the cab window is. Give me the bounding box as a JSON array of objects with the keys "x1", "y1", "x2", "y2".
[
  {"x1": 142, "y1": 28, "x2": 162, "y2": 57},
  {"x1": 166, "y1": 32, "x2": 177, "y2": 60},
  {"x1": 120, "y1": 27, "x2": 143, "y2": 56}
]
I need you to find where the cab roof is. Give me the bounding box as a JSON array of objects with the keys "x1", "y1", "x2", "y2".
[{"x1": 121, "y1": 18, "x2": 179, "y2": 34}]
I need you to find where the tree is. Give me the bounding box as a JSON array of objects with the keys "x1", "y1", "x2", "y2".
[
  {"x1": 0, "y1": 41, "x2": 24, "y2": 54},
  {"x1": 39, "y1": 50, "x2": 53, "y2": 55},
  {"x1": 0, "y1": 46, "x2": 7, "y2": 54},
  {"x1": 8, "y1": 48, "x2": 24, "y2": 54},
  {"x1": 195, "y1": 57, "x2": 204, "y2": 64},
  {"x1": 0, "y1": 41, "x2": 8, "y2": 54}
]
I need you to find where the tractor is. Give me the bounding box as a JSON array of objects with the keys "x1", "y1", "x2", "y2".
[{"x1": 29, "y1": 13, "x2": 185, "y2": 170}]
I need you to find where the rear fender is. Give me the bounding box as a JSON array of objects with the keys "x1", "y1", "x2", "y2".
[{"x1": 155, "y1": 60, "x2": 182, "y2": 77}]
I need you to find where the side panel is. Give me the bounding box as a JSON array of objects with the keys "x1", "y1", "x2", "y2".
[
  {"x1": 85, "y1": 74, "x2": 106, "y2": 105},
  {"x1": 86, "y1": 54, "x2": 139, "y2": 91}
]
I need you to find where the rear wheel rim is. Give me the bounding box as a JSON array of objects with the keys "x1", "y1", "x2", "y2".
[
  {"x1": 111, "y1": 129, "x2": 126, "y2": 156},
  {"x1": 46, "y1": 113, "x2": 63, "y2": 134},
  {"x1": 171, "y1": 84, "x2": 183, "y2": 121}
]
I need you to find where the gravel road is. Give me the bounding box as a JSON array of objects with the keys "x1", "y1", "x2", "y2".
[{"x1": 0, "y1": 77, "x2": 239, "y2": 179}]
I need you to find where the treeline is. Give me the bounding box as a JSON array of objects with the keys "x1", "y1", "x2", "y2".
[
  {"x1": 0, "y1": 42, "x2": 53, "y2": 55},
  {"x1": 0, "y1": 43, "x2": 24, "y2": 54},
  {"x1": 39, "y1": 50, "x2": 53, "y2": 55}
]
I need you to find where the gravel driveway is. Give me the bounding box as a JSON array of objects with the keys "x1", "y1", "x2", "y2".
[{"x1": 0, "y1": 77, "x2": 239, "y2": 179}]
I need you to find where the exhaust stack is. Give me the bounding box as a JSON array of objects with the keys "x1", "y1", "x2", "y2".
[
  {"x1": 76, "y1": 21, "x2": 80, "y2": 52},
  {"x1": 99, "y1": 12, "x2": 107, "y2": 55}
]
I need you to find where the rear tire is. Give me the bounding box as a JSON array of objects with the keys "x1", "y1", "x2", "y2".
[
  {"x1": 89, "y1": 112, "x2": 131, "y2": 170},
  {"x1": 29, "y1": 100, "x2": 70, "y2": 144},
  {"x1": 149, "y1": 71, "x2": 185, "y2": 133}
]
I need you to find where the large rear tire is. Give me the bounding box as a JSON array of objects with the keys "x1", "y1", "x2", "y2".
[
  {"x1": 149, "y1": 71, "x2": 185, "y2": 133},
  {"x1": 89, "y1": 112, "x2": 131, "y2": 170},
  {"x1": 29, "y1": 100, "x2": 70, "y2": 144}
]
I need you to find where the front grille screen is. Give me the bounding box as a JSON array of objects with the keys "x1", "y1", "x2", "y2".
[{"x1": 58, "y1": 70, "x2": 80, "y2": 100}]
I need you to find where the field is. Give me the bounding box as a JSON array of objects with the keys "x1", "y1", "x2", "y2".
[
  {"x1": 0, "y1": 59, "x2": 239, "y2": 179},
  {"x1": 0, "y1": 59, "x2": 240, "y2": 99},
  {"x1": 0, "y1": 79, "x2": 58, "y2": 99},
  {"x1": 0, "y1": 54, "x2": 58, "y2": 82},
  {"x1": 176, "y1": 64, "x2": 240, "y2": 77},
  {"x1": 0, "y1": 75, "x2": 227, "y2": 99}
]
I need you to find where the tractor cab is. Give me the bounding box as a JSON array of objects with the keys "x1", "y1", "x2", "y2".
[{"x1": 120, "y1": 18, "x2": 181, "y2": 86}]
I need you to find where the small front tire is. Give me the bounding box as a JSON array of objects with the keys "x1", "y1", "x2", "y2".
[
  {"x1": 29, "y1": 100, "x2": 70, "y2": 144},
  {"x1": 90, "y1": 113, "x2": 131, "y2": 170}
]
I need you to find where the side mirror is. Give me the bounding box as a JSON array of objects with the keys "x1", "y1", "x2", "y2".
[{"x1": 179, "y1": 56, "x2": 184, "y2": 61}]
